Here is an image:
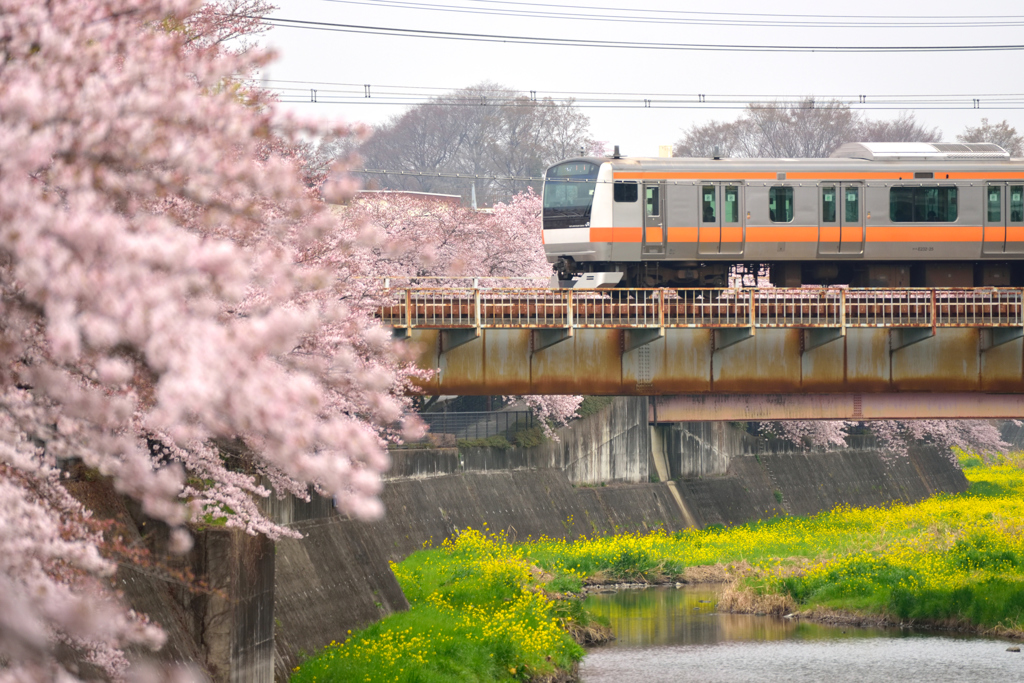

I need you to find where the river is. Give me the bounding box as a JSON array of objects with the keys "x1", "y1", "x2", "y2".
[{"x1": 580, "y1": 586, "x2": 1023, "y2": 682}]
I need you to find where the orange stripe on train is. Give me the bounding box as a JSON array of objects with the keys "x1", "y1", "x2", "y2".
[
  {"x1": 612, "y1": 172, "x2": 1024, "y2": 181},
  {"x1": 584, "y1": 225, "x2": 987, "y2": 243}
]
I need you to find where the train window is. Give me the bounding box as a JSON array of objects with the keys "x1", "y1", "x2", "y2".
[
  {"x1": 845, "y1": 187, "x2": 860, "y2": 222},
  {"x1": 889, "y1": 187, "x2": 958, "y2": 222},
  {"x1": 724, "y1": 186, "x2": 740, "y2": 222},
  {"x1": 988, "y1": 186, "x2": 1003, "y2": 222},
  {"x1": 645, "y1": 186, "x2": 660, "y2": 217},
  {"x1": 769, "y1": 186, "x2": 794, "y2": 222},
  {"x1": 702, "y1": 185, "x2": 716, "y2": 222},
  {"x1": 1012, "y1": 186, "x2": 1024, "y2": 222},
  {"x1": 614, "y1": 182, "x2": 638, "y2": 202},
  {"x1": 822, "y1": 187, "x2": 837, "y2": 222}
]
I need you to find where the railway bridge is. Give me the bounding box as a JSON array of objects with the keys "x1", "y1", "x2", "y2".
[{"x1": 379, "y1": 286, "x2": 1024, "y2": 421}]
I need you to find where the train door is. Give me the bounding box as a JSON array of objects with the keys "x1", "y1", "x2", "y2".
[
  {"x1": 818, "y1": 182, "x2": 864, "y2": 254},
  {"x1": 642, "y1": 182, "x2": 666, "y2": 257},
  {"x1": 984, "y1": 184, "x2": 1006, "y2": 254},
  {"x1": 1009, "y1": 184, "x2": 1024, "y2": 253},
  {"x1": 818, "y1": 184, "x2": 840, "y2": 254},
  {"x1": 838, "y1": 183, "x2": 864, "y2": 254},
  {"x1": 699, "y1": 183, "x2": 744, "y2": 255},
  {"x1": 984, "y1": 182, "x2": 1024, "y2": 254}
]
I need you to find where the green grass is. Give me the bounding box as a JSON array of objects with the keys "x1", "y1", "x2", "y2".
[{"x1": 290, "y1": 528, "x2": 584, "y2": 683}]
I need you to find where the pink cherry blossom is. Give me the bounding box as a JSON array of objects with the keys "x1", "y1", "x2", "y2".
[{"x1": 0, "y1": 0, "x2": 422, "y2": 677}]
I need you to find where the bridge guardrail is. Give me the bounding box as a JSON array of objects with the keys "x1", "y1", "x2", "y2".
[{"x1": 378, "y1": 287, "x2": 1024, "y2": 332}]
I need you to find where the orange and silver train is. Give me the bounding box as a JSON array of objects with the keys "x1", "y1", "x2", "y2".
[{"x1": 542, "y1": 142, "x2": 1024, "y2": 288}]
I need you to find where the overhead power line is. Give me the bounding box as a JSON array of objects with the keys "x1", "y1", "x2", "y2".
[
  {"x1": 259, "y1": 79, "x2": 1024, "y2": 102},
  {"x1": 457, "y1": 0, "x2": 1024, "y2": 21},
  {"x1": 281, "y1": 98, "x2": 1024, "y2": 111},
  {"x1": 267, "y1": 82, "x2": 1024, "y2": 110},
  {"x1": 354, "y1": 169, "x2": 545, "y2": 181},
  {"x1": 317, "y1": 0, "x2": 1024, "y2": 29},
  {"x1": 260, "y1": 16, "x2": 1024, "y2": 52}
]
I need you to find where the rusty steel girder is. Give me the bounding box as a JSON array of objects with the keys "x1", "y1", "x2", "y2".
[{"x1": 401, "y1": 326, "x2": 1024, "y2": 398}]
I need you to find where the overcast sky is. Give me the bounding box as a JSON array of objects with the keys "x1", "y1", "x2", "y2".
[{"x1": 261, "y1": 0, "x2": 1024, "y2": 158}]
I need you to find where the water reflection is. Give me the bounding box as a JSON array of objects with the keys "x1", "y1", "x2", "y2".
[{"x1": 581, "y1": 586, "x2": 1022, "y2": 683}]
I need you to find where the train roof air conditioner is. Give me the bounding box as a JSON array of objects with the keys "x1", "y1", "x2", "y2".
[{"x1": 830, "y1": 142, "x2": 1011, "y2": 161}]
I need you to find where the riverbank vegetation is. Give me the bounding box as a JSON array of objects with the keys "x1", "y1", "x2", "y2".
[
  {"x1": 292, "y1": 453, "x2": 1023, "y2": 681},
  {"x1": 289, "y1": 525, "x2": 594, "y2": 682},
  {"x1": 526, "y1": 451, "x2": 1024, "y2": 636}
]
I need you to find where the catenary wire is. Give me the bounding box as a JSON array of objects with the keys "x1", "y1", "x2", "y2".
[
  {"x1": 457, "y1": 0, "x2": 1024, "y2": 21},
  {"x1": 258, "y1": 16, "x2": 1024, "y2": 52},
  {"x1": 258, "y1": 79, "x2": 1024, "y2": 101},
  {"x1": 315, "y1": 0, "x2": 1024, "y2": 29},
  {"x1": 355, "y1": 169, "x2": 546, "y2": 181}
]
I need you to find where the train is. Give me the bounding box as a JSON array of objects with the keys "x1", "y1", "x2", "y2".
[{"x1": 541, "y1": 142, "x2": 1024, "y2": 289}]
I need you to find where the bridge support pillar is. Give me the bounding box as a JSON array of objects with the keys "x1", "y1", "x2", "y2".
[{"x1": 649, "y1": 425, "x2": 671, "y2": 483}]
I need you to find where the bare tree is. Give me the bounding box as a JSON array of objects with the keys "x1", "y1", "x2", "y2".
[
  {"x1": 958, "y1": 118, "x2": 1024, "y2": 156},
  {"x1": 357, "y1": 100, "x2": 473, "y2": 196},
  {"x1": 351, "y1": 82, "x2": 596, "y2": 205},
  {"x1": 674, "y1": 101, "x2": 942, "y2": 159},
  {"x1": 541, "y1": 98, "x2": 597, "y2": 161},
  {"x1": 674, "y1": 120, "x2": 745, "y2": 158},
  {"x1": 788, "y1": 98, "x2": 862, "y2": 158},
  {"x1": 860, "y1": 111, "x2": 941, "y2": 143}
]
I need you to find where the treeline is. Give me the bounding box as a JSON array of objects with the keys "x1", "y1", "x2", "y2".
[
  {"x1": 312, "y1": 89, "x2": 1024, "y2": 206},
  {"x1": 341, "y1": 82, "x2": 600, "y2": 207},
  {"x1": 674, "y1": 98, "x2": 1024, "y2": 159}
]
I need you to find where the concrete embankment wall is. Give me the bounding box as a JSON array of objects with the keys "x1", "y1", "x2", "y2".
[
  {"x1": 387, "y1": 397, "x2": 650, "y2": 484},
  {"x1": 67, "y1": 480, "x2": 276, "y2": 683},
  {"x1": 677, "y1": 444, "x2": 967, "y2": 528}
]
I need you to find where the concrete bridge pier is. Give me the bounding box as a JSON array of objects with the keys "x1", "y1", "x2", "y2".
[{"x1": 650, "y1": 421, "x2": 734, "y2": 480}]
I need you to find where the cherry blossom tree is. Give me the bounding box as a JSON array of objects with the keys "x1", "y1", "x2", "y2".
[
  {"x1": 869, "y1": 420, "x2": 1009, "y2": 461},
  {"x1": 759, "y1": 420, "x2": 853, "y2": 450},
  {"x1": 759, "y1": 419, "x2": 1009, "y2": 463},
  {"x1": 331, "y1": 189, "x2": 582, "y2": 428},
  {"x1": 0, "y1": 0, "x2": 425, "y2": 678}
]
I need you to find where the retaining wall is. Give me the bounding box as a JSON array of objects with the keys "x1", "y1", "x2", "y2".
[
  {"x1": 66, "y1": 480, "x2": 275, "y2": 683},
  {"x1": 387, "y1": 397, "x2": 651, "y2": 484},
  {"x1": 677, "y1": 444, "x2": 967, "y2": 528}
]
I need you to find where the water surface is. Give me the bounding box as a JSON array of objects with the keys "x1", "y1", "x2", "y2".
[{"x1": 581, "y1": 586, "x2": 1024, "y2": 682}]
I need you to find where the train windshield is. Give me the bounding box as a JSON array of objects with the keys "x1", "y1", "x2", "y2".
[{"x1": 543, "y1": 161, "x2": 598, "y2": 228}]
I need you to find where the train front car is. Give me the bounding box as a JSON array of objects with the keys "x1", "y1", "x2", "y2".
[{"x1": 542, "y1": 158, "x2": 622, "y2": 288}]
